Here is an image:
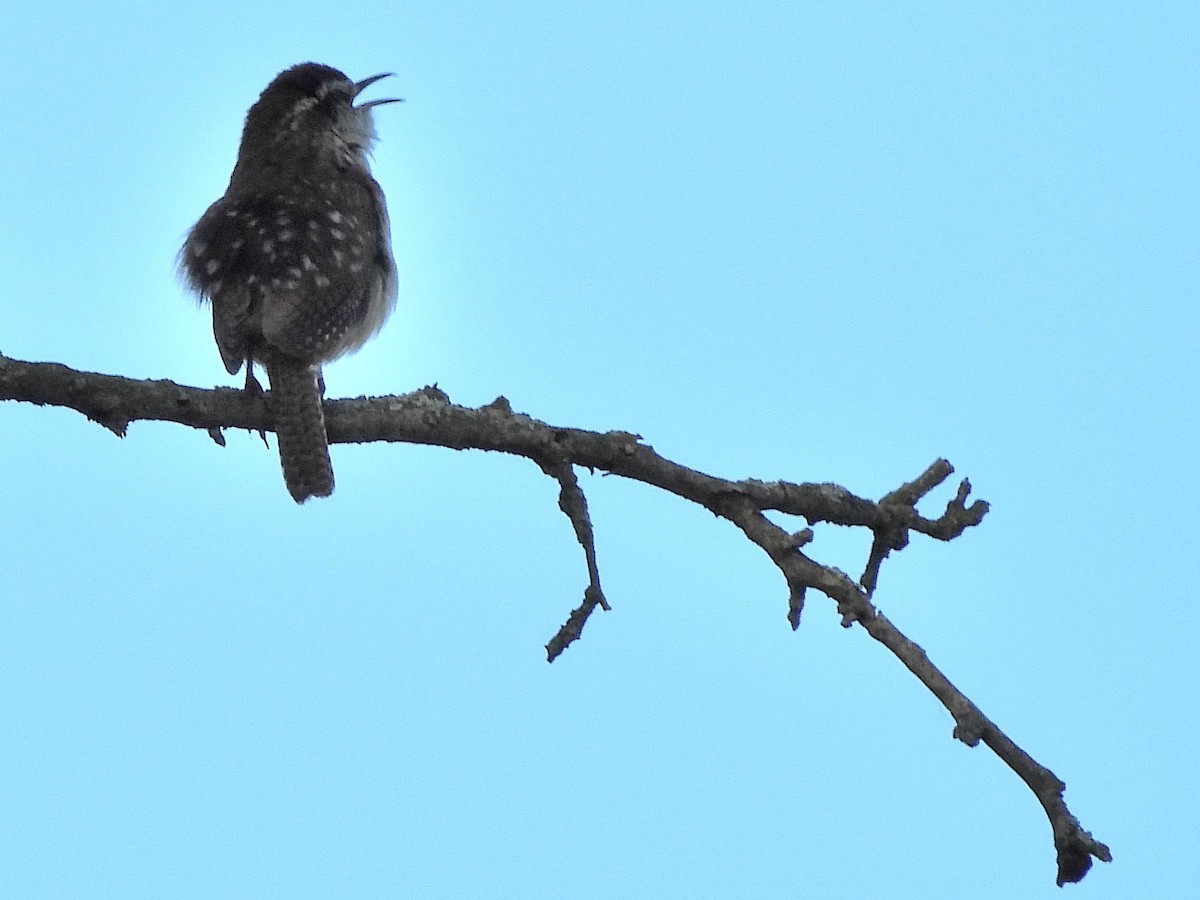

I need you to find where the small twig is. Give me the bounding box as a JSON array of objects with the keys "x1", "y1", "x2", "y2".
[{"x1": 536, "y1": 456, "x2": 611, "y2": 659}]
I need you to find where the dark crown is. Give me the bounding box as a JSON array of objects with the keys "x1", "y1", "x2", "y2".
[{"x1": 231, "y1": 63, "x2": 401, "y2": 177}]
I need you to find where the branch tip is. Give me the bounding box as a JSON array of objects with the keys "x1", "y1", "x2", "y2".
[
  {"x1": 1055, "y1": 825, "x2": 1112, "y2": 885},
  {"x1": 788, "y1": 528, "x2": 814, "y2": 548},
  {"x1": 955, "y1": 478, "x2": 972, "y2": 504},
  {"x1": 787, "y1": 585, "x2": 806, "y2": 630},
  {"x1": 545, "y1": 584, "x2": 607, "y2": 662}
]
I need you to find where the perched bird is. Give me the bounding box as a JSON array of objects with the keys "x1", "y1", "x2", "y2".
[{"x1": 180, "y1": 62, "x2": 400, "y2": 502}]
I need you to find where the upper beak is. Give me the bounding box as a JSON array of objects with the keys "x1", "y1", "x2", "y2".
[{"x1": 354, "y1": 72, "x2": 404, "y2": 108}]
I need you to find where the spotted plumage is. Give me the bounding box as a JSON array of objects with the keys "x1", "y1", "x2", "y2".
[{"x1": 180, "y1": 62, "x2": 400, "y2": 502}]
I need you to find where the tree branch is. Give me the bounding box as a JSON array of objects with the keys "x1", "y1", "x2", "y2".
[{"x1": 0, "y1": 352, "x2": 1111, "y2": 884}]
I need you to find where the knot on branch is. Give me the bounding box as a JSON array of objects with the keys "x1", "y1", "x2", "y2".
[
  {"x1": 951, "y1": 712, "x2": 988, "y2": 747},
  {"x1": 545, "y1": 584, "x2": 607, "y2": 662}
]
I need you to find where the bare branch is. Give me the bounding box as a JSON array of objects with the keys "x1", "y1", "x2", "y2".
[{"x1": 0, "y1": 353, "x2": 1110, "y2": 885}]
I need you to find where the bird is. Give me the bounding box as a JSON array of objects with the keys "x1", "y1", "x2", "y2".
[{"x1": 180, "y1": 62, "x2": 400, "y2": 502}]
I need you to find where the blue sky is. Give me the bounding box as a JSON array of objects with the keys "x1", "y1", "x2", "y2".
[{"x1": 0, "y1": 2, "x2": 1195, "y2": 897}]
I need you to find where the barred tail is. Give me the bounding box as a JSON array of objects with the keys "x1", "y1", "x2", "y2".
[{"x1": 266, "y1": 358, "x2": 334, "y2": 503}]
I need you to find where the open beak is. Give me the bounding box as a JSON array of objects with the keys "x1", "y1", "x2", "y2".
[{"x1": 354, "y1": 72, "x2": 404, "y2": 108}]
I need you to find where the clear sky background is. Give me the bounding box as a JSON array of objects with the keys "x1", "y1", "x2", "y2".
[{"x1": 0, "y1": 2, "x2": 1194, "y2": 897}]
